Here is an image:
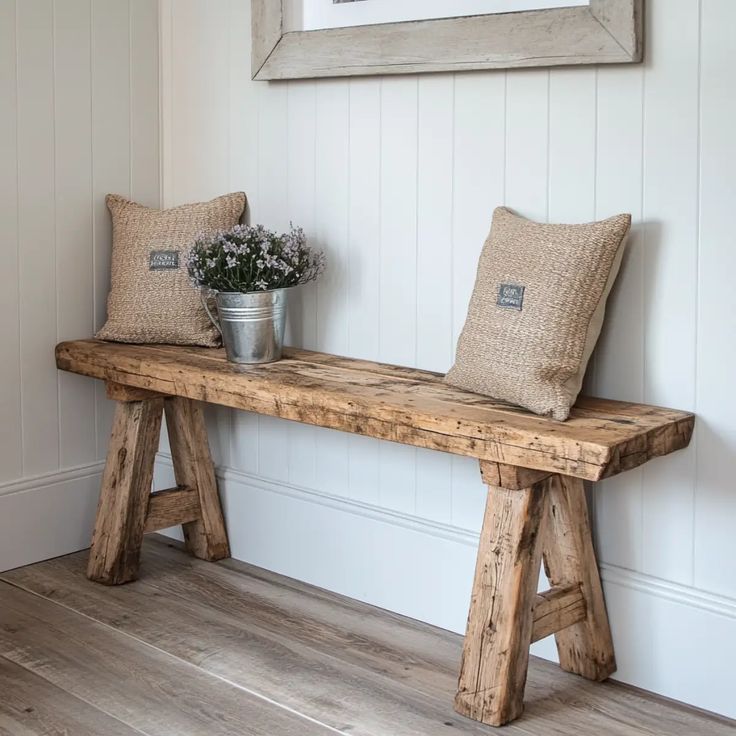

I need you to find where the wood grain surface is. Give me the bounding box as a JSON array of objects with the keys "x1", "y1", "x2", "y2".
[
  {"x1": 143, "y1": 486, "x2": 201, "y2": 533},
  {"x1": 455, "y1": 483, "x2": 548, "y2": 725},
  {"x1": 164, "y1": 396, "x2": 230, "y2": 561},
  {"x1": 3, "y1": 537, "x2": 734, "y2": 736},
  {"x1": 251, "y1": 0, "x2": 642, "y2": 80},
  {"x1": 86, "y1": 397, "x2": 163, "y2": 585},
  {"x1": 56, "y1": 340, "x2": 694, "y2": 481},
  {"x1": 0, "y1": 657, "x2": 142, "y2": 736},
  {"x1": 542, "y1": 475, "x2": 617, "y2": 681},
  {"x1": 0, "y1": 581, "x2": 335, "y2": 736}
]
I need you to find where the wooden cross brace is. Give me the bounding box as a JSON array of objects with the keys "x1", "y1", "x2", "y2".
[
  {"x1": 454, "y1": 461, "x2": 615, "y2": 726},
  {"x1": 86, "y1": 383, "x2": 230, "y2": 585}
]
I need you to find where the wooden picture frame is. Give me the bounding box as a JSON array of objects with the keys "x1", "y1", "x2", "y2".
[{"x1": 251, "y1": 0, "x2": 643, "y2": 81}]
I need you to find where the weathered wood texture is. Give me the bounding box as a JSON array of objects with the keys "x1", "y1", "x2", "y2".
[
  {"x1": 542, "y1": 475, "x2": 617, "y2": 681},
  {"x1": 56, "y1": 340, "x2": 694, "y2": 481},
  {"x1": 251, "y1": 0, "x2": 643, "y2": 80},
  {"x1": 480, "y1": 460, "x2": 552, "y2": 491},
  {"x1": 164, "y1": 397, "x2": 230, "y2": 561},
  {"x1": 455, "y1": 482, "x2": 549, "y2": 726},
  {"x1": 457, "y1": 470, "x2": 615, "y2": 726},
  {"x1": 531, "y1": 585, "x2": 587, "y2": 644},
  {"x1": 4, "y1": 538, "x2": 735, "y2": 736},
  {"x1": 105, "y1": 380, "x2": 164, "y2": 402},
  {"x1": 143, "y1": 486, "x2": 201, "y2": 533},
  {"x1": 86, "y1": 398, "x2": 163, "y2": 585}
]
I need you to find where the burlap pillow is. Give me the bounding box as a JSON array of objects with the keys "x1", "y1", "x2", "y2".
[
  {"x1": 446, "y1": 207, "x2": 631, "y2": 421},
  {"x1": 96, "y1": 192, "x2": 246, "y2": 346}
]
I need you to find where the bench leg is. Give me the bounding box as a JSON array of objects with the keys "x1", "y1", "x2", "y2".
[
  {"x1": 87, "y1": 386, "x2": 230, "y2": 585},
  {"x1": 542, "y1": 474, "x2": 616, "y2": 681},
  {"x1": 164, "y1": 397, "x2": 230, "y2": 562},
  {"x1": 87, "y1": 398, "x2": 164, "y2": 585},
  {"x1": 454, "y1": 478, "x2": 548, "y2": 726},
  {"x1": 455, "y1": 468, "x2": 616, "y2": 726}
]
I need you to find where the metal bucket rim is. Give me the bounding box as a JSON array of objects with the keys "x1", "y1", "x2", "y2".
[{"x1": 211, "y1": 285, "x2": 300, "y2": 296}]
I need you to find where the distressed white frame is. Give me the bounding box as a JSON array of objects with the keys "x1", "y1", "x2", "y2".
[{"x1": 252, "y1": 0, "x2": 643, "y2": 81}]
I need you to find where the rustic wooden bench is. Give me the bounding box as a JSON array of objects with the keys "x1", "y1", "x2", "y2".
[{"x1": 56, "y1": 339, "x2": 694, "y2": 728}]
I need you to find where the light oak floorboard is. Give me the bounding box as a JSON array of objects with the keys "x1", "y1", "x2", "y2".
[
  {"x1": 2, "y1": 537, "x2": 734, "y2": 736},
  {"x1": 0, "y1": 582, "x2": 337, "y2": 736}
]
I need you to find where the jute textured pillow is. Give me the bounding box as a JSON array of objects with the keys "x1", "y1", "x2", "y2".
[
  {"x1": 445, "y1": 207, "x2": 631, "y2": 421},
  {"x1": 96, "y1": 192, "x2": 246, "y2": 346}
]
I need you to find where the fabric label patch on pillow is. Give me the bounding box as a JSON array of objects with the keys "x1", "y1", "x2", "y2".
[
  {"x1": 149, "y1": 250, "x2": 180, "y2": 270},
  {"x1": 497, "y1": 283, "x2": 525, "y2": 310}
]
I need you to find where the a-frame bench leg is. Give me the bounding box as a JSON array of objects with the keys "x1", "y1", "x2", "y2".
[
  {"x1": 454, "y1": 476, "x2": 549, "y2": 726},
  {"x1": 542, "y1": 474, "x2": 616, "y2": 681},
  {"x1": 164, "y1": 397, "x2": 230, "y2": 562},
  {"x1": 87, "y1": 397, "x2": 164, "y2": 585},
  {"x1": 87, "y1": 385, "x2": 229, "y2": 585},
  {"x1": 454, "y1": 465, "x2": 615, "y2": 727}
]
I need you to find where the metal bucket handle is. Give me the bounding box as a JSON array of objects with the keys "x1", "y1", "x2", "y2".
[{"x1": 200, "y1": 290, "x2": 222, "y2": 336}]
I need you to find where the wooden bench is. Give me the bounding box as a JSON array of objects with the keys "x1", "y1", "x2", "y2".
[{"x1": 56, "y1": 339, "x2": 694, "y2": 727}]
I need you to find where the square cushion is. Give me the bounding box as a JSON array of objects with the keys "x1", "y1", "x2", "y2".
[
  {"x1": 445, "y1": 207, "x2": 631, "y2": 421},
  {"x1": 96, "y1": 192, "x2": 246, "y2": 346}
]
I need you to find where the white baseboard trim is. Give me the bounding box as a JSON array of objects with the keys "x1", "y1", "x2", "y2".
[
  {"x1": 0, "y1": 461, "x2": 104, "y2": 573},
  {"x1": 156, "y1": 454, "x2": 736, "y2": 719},
  {"x1": 159, "y1": 454, "x2": 736, "y2": 623},
  {"x1": 0, "y1": 460, "x2": 104, "y2": 497}
]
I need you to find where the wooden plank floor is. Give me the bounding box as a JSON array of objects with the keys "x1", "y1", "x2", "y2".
[{"x1": 1, "y1": 537, "x2": 733, "y2": 736}]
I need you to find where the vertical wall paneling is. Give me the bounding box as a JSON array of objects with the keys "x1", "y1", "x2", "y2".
[
  {"x1": 16, "y1": 0, "x2": 58, "y2": 476},
  {"x1": 1, "y1": 0, "x2": 159, "y2": 568},
  {"x1": 286, "y1": 81, "x2": 317, "y2": 350},
  {"x1": 593, "y1": 64, "x2": 646, "y2": 571},
  {"x1": 256, "y1": 81, "x2": 290, "y2": 482},
  {"x1": 378, "y1": 77, "x2": 418, "y2": 368},
  {"x1": 345, "y1": 77, "x2": 381, "y2": 504},
  {"x1": 168, "y1": 0, "x2": 229, "y2": 203},
  {"x1": 547, "y1": 69, "x2": 596, "y2": 222},
  {"x1": 130, "y1": 0, "x2": 160, "y2": 208},
  {"x1": 640, "y1": 0, "x2": 699, "y2": 585},
  {"x1": 256, "y1": 84, "x2": 289, "y2": 229},
  {"x1": 449, "y1": 72, "x2": 506, "y2": 531},
  {"x1": 416, "y1": 74, "x2": 454, "y2": 374},
  {"x1": 693, "y1": 0, "x2": 736, "y2": 597},
  {"x1": 55, "y1": 0, "x2": 96, "y2": 468},
  {"x1": 314, "y1": 81, "x2": 350, "y2": 355},
  {"x1": 0, "y1": 0, "x2": 22, "y2": 482},
  {"x1": 377, "y1": 77, "x2": 419, "y2": 515},
  {"x1": 285, "y1": 79, "x2": 318, "y2": 489},
  {"x1": 504, "y1": 70, "x2": 550, "y2": 221},
  {"x1": 414, "y1": 74, "x2": 454, "y2": 522},
  {"x1": 313, "y1": 80, "x2": 350, "y2": 497},
  {"x1": 346, "y1": 79, "x2": 381, "y2": 363}
]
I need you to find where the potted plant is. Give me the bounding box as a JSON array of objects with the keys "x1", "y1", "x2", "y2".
[{"x1": 187, "y1": 224, "x2": 325, "y2": 364}]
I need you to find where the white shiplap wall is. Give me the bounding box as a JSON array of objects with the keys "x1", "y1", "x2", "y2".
[
  {"x1": 0, "y1": 0, "x2": 160, "y2": 569},
  {"x1": 160, "y1": 0, "x2": 736, "y2": 717}
]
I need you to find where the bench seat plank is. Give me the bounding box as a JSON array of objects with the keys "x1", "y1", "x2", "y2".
[{"x1": 56, "y1": 339, "x2": 693, "y2": 482}]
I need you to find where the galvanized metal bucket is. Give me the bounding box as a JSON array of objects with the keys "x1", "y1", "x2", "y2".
[{"x1": 202, "y1": 289, "x2": 288, "y2": 364}]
